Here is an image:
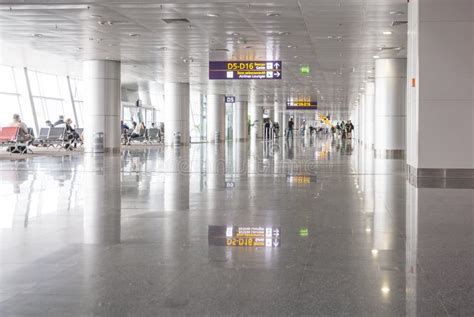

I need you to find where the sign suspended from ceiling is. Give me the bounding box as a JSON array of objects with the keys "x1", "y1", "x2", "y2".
[
  {"x1": 209, "y1": 61, "x2": 282, "y2": 80},
  {"x1": 286, "y1": 98, "x2": 318, "y2": 110}
]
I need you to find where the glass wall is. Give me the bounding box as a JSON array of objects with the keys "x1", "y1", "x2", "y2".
[
  {"x1": 0, "y1": 64, "x2": 84, "y2": 133},
  {"x1": 0, "y1": 63, "x2": 167, "y2": 136},
  {"x1": 0, "y1": 65, "x2": 32, "y2": 129}
]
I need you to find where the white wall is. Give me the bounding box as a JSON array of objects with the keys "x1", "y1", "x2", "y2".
[{"x1": 407, "y1": 0, "x2": 473, "y2": 169}]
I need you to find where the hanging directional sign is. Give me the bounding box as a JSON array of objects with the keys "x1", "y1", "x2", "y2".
[
  {"x1": 286, "y1": 99, "x2": 318, "y2": 110},
  {"x1": 224, "y1": 96, "x2": 235, "y2": 103},
  {"x1": 209, "y1": 61, "x2": 282, "y2": 80},
  {"x1": 208, "y1": 225, "x2": 281, "y2": 248}
]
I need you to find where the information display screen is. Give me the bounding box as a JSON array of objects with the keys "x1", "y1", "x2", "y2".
[
  {"x1": 209, "y1": 61, "x2": 282, "y2": 80},
  {"x1": 208, "y1": 225, "x2": 281, "y2": 248},
  {"x1": 286, "y1": 99, "x2": 318, "y2": 110}
]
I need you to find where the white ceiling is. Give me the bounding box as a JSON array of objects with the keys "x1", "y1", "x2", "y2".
[{"x1": 0, "y1": 0, "x2": 407, "y2": 115}]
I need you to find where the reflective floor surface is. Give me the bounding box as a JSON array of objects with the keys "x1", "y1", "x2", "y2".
[{"x1": 0, "y1": 137, "x2": 472, "y2": 316}]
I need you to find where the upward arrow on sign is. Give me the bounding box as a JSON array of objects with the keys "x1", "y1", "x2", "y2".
[{"x1": 274, "y1": 62, "x2": 280, "y2": 69}]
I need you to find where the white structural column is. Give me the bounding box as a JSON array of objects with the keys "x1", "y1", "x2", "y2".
[
  {"x1": 164, "y1": 82, "x2": 190, "y2": 145},
  {"x1": 406, "y1": 0, "x2": 473, "y2": 178},
  {"x1": 358, "y1": 94, "x2": 365, "y2": 143},
  {"x1": 249, "y1": 95, "x2": 262, "y2": 139},
  {"x1": 138, "y1": 82, "x2": 152, "y2": 106},
  {"x1": 354, "y1": 106, "x2": 360, "y2": 140},
  {"x1": 364, "y1": 82, "x2": 375, "y2": 148},
  {"x1": 206, "y1": 94, "x2": 225, "y2": 143},
  {"x1": 83, "y1": 60, "x2": 121, "y2": 153},
  {"x1": 374, "y1": 58, "x2": 407, "y2": 157},
  {"x1": 233, "y1": 101, "x2": 248, "y2": 141}
]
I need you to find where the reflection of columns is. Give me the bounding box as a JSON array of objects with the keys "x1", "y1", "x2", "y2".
[
  {"x1": 83, "y1": 154, "x2": 121, "y2": 244},
  {"x1": 206, "y1": 94, "x2": 225, "y2": 143},
  {"x1": 83, "y1": 60, "x2": 121, "y2": 153},
  {"x1": 374, "y1": 58, "x2": 406, "y2": 157},
  {"x1": 364, "y1": 82, "x2": 375, "y2": 149},
  {"x1": 164, "y1": 82, "x2": 190, "y2": 145},
  {"x1": 206, "y1": 144, "x2": 225, "y2": 190},
  {"x1": 164, "y1": 147, "x2": 189, "y2": 210},
  {"x1": 232, "y1": 142, "x2": 248, "y2": 175},
  {"x1": 233, "y1": 101, "x2": 248, "y2": 141},
  {"x1": 406, "y1": 183, "x2": 418, "y2": 317}
]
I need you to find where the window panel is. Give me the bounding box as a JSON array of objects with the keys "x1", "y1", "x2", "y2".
[
  {"x1": 0, "y1": 94, "x2": 21, "y2": 127},
  {"x1": 0, "y1": 65, "x2": 16, "y2": 93}
]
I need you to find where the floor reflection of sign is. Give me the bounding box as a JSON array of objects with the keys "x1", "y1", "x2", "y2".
[
  {"x1": 225, "y1": 96, "x2": 235, "y2": 103},
  {"x1": 287, "y1": 175, "x2": 317, "y2": 184},
  {"x1": 224, "y1": 181, "x2": 235, "y2": 189},
  {"x1": 209, "y1": 61, "x2": 282, "y2": 80},
  {"x1": 208, "y1": 225, "x2": 281, "y2": 247}
]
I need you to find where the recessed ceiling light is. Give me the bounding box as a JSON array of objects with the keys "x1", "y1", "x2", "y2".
[
  {"x1": 76, "y1": 47, "x2": 83, "y2": 50},
  {"x1": 32, "y1": 33, "x2": 43, "y2": 37},
  {"x1": 278, "y1": 31, "x2": 291, "y2": 36},
  {"x1": 287, "y1": 45, "x2": 297, "y2": 48},
  {"x1": 266, "y1": 12, "x2": 281, "y2": 17},
  {"x1": 245, "y1": 45, "x2": 252, "y2": 49},
  {"x1": 368, "y1": 70, "x2": 373, "y2": 73},
  {"x1": 232, "y1": 32, "x2": 240, "y2": 36},
  {"x1": 371, "y1": 249, "x2": 378, "y2": 256},
  {"x1": 294, "y1": 55, "x2": 299, "y2": 59},
  {"x1": 327, "y1": 35, "x2": 334, "y2": 39},
  {"x1": 373, "y1": 55, "x2": 380, "y2": 59},
  {"x1": 381, "y1": 287, "x2": 391, "y2": 294},
  {"x1": 390, "y1": 11, "x2": 404, "y2": 15},
  {"x1": 383, "y1": 31, "x2": 393, "y2": 35},
  {"x1": 97, "y1": 20, "x2": 106, "y2": 25},
  {"x1": 207, "y1": 13, "x2": 220, "y2": 17},
  {"x1": 90, "y1": 14, "x2": 102, "y2": 18},
  {"x1": 129, "y1": 33, "x2": 140, "y2": 37}
]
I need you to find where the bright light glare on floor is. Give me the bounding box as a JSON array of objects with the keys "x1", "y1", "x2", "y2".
[
  {"x1": 381, "y1": 286, "x2": 391, "y2": 294},
  {"x1": 371, "y1": 249, "x2": 378, "y2": 256}
]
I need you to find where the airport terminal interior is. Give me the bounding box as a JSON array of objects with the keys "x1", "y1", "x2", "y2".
[{"x1": 0, "y1": 0, "x2": 472, "y2": 316}]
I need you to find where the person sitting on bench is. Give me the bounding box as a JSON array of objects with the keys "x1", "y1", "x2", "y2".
[
  {"x1": 53, "y1": 115, "x2": 65, "y2": 127},
  {"x1": 10, "y1": 114, "x2": 34, "y2": 144},
  {"x1": 65, "y1": 118, "x2": 82, "y2": 148}
]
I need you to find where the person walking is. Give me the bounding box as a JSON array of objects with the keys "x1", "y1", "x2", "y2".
[{"x1": 286, "y1": 117, "x2": 294, "y2": 141}]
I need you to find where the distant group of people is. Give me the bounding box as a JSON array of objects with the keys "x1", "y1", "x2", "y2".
[
  {"x1": 284, "y1": 117, "x2": 355, "y2": 141},
  {"x1": 333, "y1": 120, "x2": 354, "y2": 139},
  {"x1": 263, "y1": 119, "x2": 280, "y2": 140},
  {"x1": 121, "y1": 121, "x2": 161, "y2": 145}
]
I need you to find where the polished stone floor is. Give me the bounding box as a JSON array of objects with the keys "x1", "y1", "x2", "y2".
[{"x1": 0, "y1": 137, "x2": 472, "y2": 316}]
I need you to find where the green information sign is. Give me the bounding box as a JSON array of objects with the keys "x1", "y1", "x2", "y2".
[
  {"x1": 299, "y1": 227, "x2": 309, "y2": 237},
  {"x1": 300, "y1": 65, "x2": 310, "y2": 75}
]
